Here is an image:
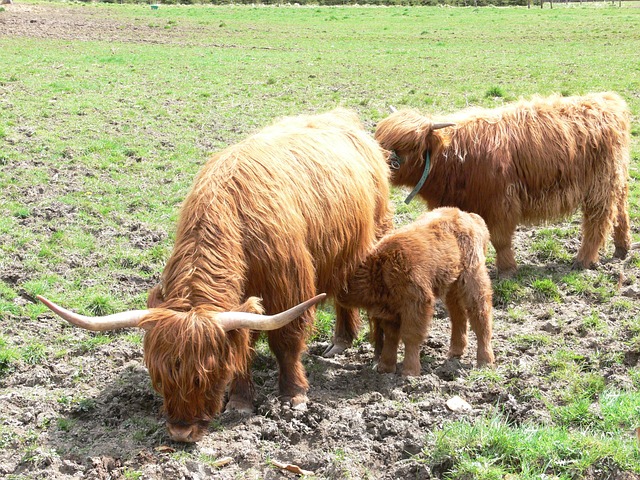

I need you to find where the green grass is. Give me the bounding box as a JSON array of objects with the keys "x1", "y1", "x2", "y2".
[
  {"x1": 1, "y1": 2, "x2": 639, "y2": 477},
  {"x1": 530, "y1": 278, "x2": 561, "y2": 302},
  {"x1": 1, "y1": 4, "x2": 639, "y2": 315},
  {"x1": 423, "y1": 410, "x2": 640, "y2": 480}
]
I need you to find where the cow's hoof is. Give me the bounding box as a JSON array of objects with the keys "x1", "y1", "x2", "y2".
[
  {"x1": 572, "y1": 258, "x2": 596, "y2": 270},
  {"x1": 322, "y1": 342, "x2": 349, "y2": 358},
  {"x1": 376, "y1": 362, "x2": 396, "y2": 374},
  {"x1": 224, "y1": 398, "x2": 253, "y2": 415},
  {"x1": 282, "y1": 394, "x2": 308, "y2": 410},
  {"x1": 613, "y1": 246, "x2": 628, "y2": 259}
]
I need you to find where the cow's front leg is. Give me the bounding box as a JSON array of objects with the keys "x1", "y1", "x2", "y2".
[
  {"x1": 225, "y1": 331, "x2": 259, "y2": 413},
  {"x1": 269, "y1": 317, "x2": 310, "y2": 407}
]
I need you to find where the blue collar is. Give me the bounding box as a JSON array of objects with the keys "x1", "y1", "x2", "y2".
[{"x1": 390, "y1": 150, "x2": 431, "y2": 204}]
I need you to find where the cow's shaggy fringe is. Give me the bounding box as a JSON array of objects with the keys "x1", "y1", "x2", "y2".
[
  {"x1": 339, "y1": 207, "x2": 494, "y2": 376},
  {"x1": 145, "y1": 108, "x2": 392, "y2": 440},
  {"x1": 376, "y1": 92, "x2": 631, "y2": 274}
]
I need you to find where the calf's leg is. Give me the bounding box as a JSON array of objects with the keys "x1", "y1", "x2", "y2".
[
  {"x1": 459, "y1": 270, "x2": 495, "y2": 366},
  {"x1": 444, "y1": 284, "x2": 468, "y2": 359},
  {"x1": 399, "y1": 301, "x2": 432, "y2": 376},
  {"x1": 377, "y1": 320, "x2": 400, "y2": 374}
]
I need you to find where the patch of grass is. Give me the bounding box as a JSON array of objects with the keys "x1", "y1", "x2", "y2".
[
  {"x1": 78, "y1": 334, "x2": 112, "y2": 353},
  {"x1": 123, "y1": 332, "x2": 144, "y2": 346},
  {"x1": 562, "y1": 271, "x2": 616, "y2": 302},
  {"x1": 530, "y1": 278, "x2": 561, "y2": 302},
  {"x1": 492, "y1": 278, "x2": 525, "y2": 305},
  {"x1": 530, "y1": 229, "x2": 572, "y2": 263},
  {"x1": 122, "y1": 468, "x2": 143, "y2": 480},
  {"x1": 85, "y1": 295, "x2": 117, "y2": 316},
  {"x1": 311, "y1": 305, "x2": 335, "y2": 342},
  {"x1": 580, "y1": 310, "x2": 607, "y2": 332},
  {"x1": 511, "y1": 333, "x2": 553, "y2": 351},
  {"x1": 56, "y1": 417, "x2": 75, "y2": 432},
  {"x1": 505, "y1": 307, "x2": 527, "y2": 323},
  {"x1": 21, "y1": 343, "x2": 47, "y2": 365},
  {"x1": 0, "y1": 335, "x2": 20, "y2": 375},
  {"x1": 423, "y1": 412, "x2": 640, "y2": 479},
  {"x1": 485, "y1": 85, "x2": 505, "y2": 98}
]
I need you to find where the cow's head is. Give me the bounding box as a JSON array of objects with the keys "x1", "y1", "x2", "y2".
[
  {"x1": 38, "y1": 292, "x2": 326, "y2": 443},
  {"x1": 375, "y1": 108, "x2": 454, "y2": 182}
]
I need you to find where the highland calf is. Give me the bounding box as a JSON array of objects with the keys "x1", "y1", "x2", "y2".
[
  {"x1": 39, "y1": 109, "x2": 392, "y2": 442},
  {"x1": 376, "y1": 92, "x2": 631, "y2": 275},
  {"x1": 338, "y1": 207, "x2": 495, "y2": 376}
]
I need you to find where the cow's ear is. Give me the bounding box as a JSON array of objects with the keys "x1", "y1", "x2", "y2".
[
  {"x1": 147, "y1": 284, "x2": 164, "y2": 308},
  {"x1": 238, "y1": 296, "x2": 265, "y2": 315}
]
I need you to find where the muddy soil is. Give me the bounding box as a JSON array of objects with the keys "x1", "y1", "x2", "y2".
[{"x1": 1, "y1": 3, "x2": 639, "y2": 480}]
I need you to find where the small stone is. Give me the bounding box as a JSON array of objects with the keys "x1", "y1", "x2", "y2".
[{"x1": 445, "y1": 396, "x2": 472, "y2": 413}]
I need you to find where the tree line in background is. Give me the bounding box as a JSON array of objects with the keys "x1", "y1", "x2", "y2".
[{"x1": 92, "y1": 0, "x2": 624, "y2": 7}]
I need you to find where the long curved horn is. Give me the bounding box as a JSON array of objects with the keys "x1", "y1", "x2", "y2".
[
  {"x1": 37, "y1": 295, "x2": 150, "y2": 331},
  {"x1": 217, "y1": 293, "x2": 327, "y2": 332},
  {"x1": 432, "y1": 122, "x2": 455, "y2": 130}
]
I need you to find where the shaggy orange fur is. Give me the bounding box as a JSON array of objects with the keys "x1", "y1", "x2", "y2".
[
  {"x1": 339, "y1": 207, "x2": 495, "y2": 376},
  {"x1": 144, "y1": 108, "x2": 392, "y2": 441},
  {"x1": 376, "y1": 92, "x2": 631, "y2": 275}
]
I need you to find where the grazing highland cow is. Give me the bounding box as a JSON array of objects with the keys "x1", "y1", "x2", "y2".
[
  {"x1": 339, "y1": 207, "x2": 495, "y2": 376},
  {"x1": 39, "y1": 108, "x2": 393, "y2": 442},
  {"x1": 376, "y1": 92, "x2": 631, "y2": 275}
]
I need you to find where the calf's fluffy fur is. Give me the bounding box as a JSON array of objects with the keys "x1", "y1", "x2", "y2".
[
  {"x1": 376, "y1": 92, "x2": 631, "y2": 275},
  {"x1": 339, "y1": 207, "x2": 495, "y2": 376}
]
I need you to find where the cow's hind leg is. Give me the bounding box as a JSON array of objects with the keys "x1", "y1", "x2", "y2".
[
  {"x1": 491, "y1": 224, "x2": 517, "y2": 277},
  {"x1": 323, "y1": 305, "x2": 361, "y2": 358},
  {"x1": 575, "y1": 201, "x2": 615, "y2": 269},
  {"x1": 613, "y1": 184, "x2": 631, "y2": 259}
]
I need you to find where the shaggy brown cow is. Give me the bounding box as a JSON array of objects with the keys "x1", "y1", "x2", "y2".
[
  {"x1": 339, "y1": 207, "x2": 495, "y2": 376},
  {"x1": 39, "y1": 108, "x2": 393, "y2": 442},
  {"x1": 376, "y1": 92, "x2": 631, "y2": 275}
]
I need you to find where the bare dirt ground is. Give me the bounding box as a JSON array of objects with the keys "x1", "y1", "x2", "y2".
[{"x1": 1, "y1": 3, "x2": 640, "y2": 479}]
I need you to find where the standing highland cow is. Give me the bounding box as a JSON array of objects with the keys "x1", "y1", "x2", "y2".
[
  {"x1": 339, "y1": 207, "x2": 495, "y2": 376},
  {"x1": 39, "y1": 108, "x2": 393, "y2": 442},
  {"x1": 376, "y1": 92, "x2": 631, "y2": 275}
]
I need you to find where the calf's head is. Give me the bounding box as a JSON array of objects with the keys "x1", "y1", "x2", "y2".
[{"x1": 38, "y1": 293, "x2": 326, "y2": 442}]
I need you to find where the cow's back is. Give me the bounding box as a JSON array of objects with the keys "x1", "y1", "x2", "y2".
[{"x1": 170, "y1": 111, "x2": 392, "y2": 309}]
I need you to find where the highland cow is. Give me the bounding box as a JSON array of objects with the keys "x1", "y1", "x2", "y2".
[
  {"x1": 39, "y1": 108, "x2": 393, "y2": 442},
  {"x1": 376, "y1": 92, "x2": 631, "y2": 275},
  {"x1": 339, "y1": 207, "x2": 495, "y2": 376}
]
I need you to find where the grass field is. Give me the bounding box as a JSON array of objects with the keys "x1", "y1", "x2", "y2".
[{"x1": 1, "y1": 2, "x2": 640, "y2": 479}]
